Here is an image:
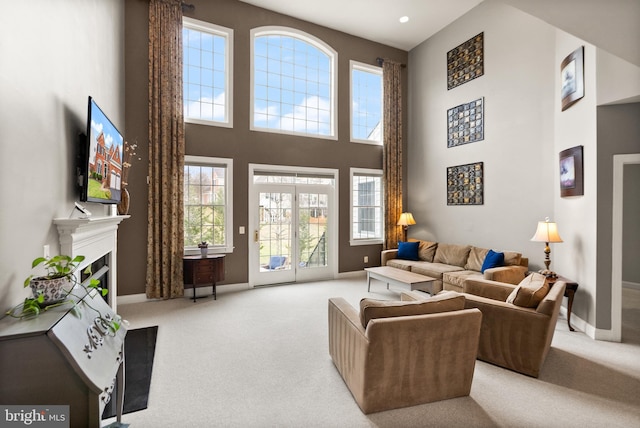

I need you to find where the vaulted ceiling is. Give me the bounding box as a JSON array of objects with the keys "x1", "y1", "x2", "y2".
[{"x1": 239, "y1": 0, "x2": 640, "y2": 67}]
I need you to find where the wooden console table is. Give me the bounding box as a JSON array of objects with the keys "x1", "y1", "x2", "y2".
[
  {"x1": 548, "y1": 276, "x2": 579, "y2": 331},
  {"x1": 183, "y1": 254, "x2": 225, "y2": 302}
]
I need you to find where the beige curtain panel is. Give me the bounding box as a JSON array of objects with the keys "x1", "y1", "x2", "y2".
[
  {"x1": 146, "y1": 0, "x2": 185, "y2": 299},
  {"x1": 382, "y1": 59, "x2": 404, "y2": 250}
]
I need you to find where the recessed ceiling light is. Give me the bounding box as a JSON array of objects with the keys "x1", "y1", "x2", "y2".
[{"x1": 399, "y1": 16, "x2": 409, "y2": 24}]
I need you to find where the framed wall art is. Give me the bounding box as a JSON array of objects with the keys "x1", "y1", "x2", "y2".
[
  {"x1": 447, "y1": 162, "x2": 484, "y2": 205},
  {"x1": 559, "y1": 145, "x2": 584, "y2": 197},
  {"x1": 560, "y1": 46, "x2": 584, "y2": 111},
  {"x1": 447, "y1": 97, "x2": 484, "y2": 148},
  {"x1": 447, "y1": 32, "x2": 484, "y2": 90}
]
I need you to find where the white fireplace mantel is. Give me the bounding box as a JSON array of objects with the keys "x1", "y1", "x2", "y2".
[{"x1": 53, "y1": 215, "x2": 129, "y2": 311}]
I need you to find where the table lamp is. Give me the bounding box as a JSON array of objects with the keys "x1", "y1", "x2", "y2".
[
  {"x1": 397, "y1": 212, "x2": 416, "y2": 242},
  {"x1": 530, "y1": 217, "x2": 563, "y2": 278}
]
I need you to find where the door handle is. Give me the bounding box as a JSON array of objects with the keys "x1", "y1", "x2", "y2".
[{"x1": 254, "y1": 230, "x2": 259, "y2": 242}]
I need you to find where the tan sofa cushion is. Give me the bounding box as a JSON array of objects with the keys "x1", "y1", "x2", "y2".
[
  {"x1": 507, "y1": 272, "x2": 550, "y2": 308},
  {"x1": 433, "y1": 243, "x2": 471, "y2": 267},
  {"x1": 359, "y1": 291, "x2": 465, "y2": 328},
  {"x1": 503, "y1": 251, "x2": 522, "y2": 266},
  {"x1": 385, "y1": 259, "x2": 413, "y2": 271},
  {"x1": 444, "y1": 270, "x2": 484, "y2": 290},
  {"x1": 410, "y1": 262, "x2": 464, "y2": 279},
  {"x1": 465, "y1": 247, "x2": 489, "y2": 271},
  {"x1": 411, "y1": 239, "x2": 438, "y2": 262}
]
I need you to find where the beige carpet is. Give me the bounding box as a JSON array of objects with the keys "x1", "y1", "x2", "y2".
[{"x1": 107, "y1": 277, "x2": 640, "y2": 427}]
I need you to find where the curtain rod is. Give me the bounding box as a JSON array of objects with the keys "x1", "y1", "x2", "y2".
[
  {"x1": 182, "y1": 2, "x2": 195, "y2": 12},
  {"x1": 376, "y1": 57, "x2": 406, "y2": 68}
]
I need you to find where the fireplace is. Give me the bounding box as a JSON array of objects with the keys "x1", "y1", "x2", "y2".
[{"x1": 54, "y1": 215, "x2": 128, "y2": 311}]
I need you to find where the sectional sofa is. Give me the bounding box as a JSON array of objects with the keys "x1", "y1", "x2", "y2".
[{"x1": 381, "y1": 239, "x2": 528, "y2": 293}]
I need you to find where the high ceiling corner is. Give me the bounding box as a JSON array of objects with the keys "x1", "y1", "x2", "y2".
[{"x1": 238, "y1": 0, "x2": 485, "y2": 51}]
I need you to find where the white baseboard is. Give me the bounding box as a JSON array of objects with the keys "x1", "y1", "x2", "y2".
[
  {"x1": 559, "y1": 306, "x2": 623, "y2": 342},
  {"x1": 337, "y1": 270, "x2": 367, "y2": 279},
  {"x1": 117, "y1": 282, "x2": 251, "y2": 306},
  {"x1": 623, "y1": 281, "x2": 640, "y2": 291},
  {"x1": 117, "y1": 293, "x2": 148, "y2": 305}
]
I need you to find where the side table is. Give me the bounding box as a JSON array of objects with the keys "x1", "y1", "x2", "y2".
[
  {"x1": 183, "y1": 254, "x2": 225, "y2": 302},
  {"x1": 548, "y1": 276, "x2": 578, "y2": 331}
]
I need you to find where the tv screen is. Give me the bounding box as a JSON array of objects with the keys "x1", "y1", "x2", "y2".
[{"x1": 81, "y1": 97, "x2": 124, "y2": 204}]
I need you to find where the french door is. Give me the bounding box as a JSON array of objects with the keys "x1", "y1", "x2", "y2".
[{"x1": 251, "y1": 183, "x2": 334, "y2": 286}]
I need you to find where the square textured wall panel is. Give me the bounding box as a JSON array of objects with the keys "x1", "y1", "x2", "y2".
[{"x1": 447, "y1": 33, "x2": 484, "y2": 90}]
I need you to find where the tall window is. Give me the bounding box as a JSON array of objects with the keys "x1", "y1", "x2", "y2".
[
  {"x1": 350, "y1": 168, "x2": 383, "y2": 245},
  {"x1": 350, "y1": 61, "x2": 383, "y2": 144},
  {"x1": 183, "y1": 18, "x2": 233, "y2": 127},
  {"x1": 184, "y1": 156, "x2": 233, "y2": 253},
  {"x1": 251, "y1": 27, "x2": 337, "y2": 139}
]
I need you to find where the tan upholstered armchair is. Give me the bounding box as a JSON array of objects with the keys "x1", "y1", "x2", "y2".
[
  {"x1": 328, "y1": 293, "x2": 482, "y2": 414},
  {"x1": 462, "y1": 276, "x2": 567, "y2": 377}
]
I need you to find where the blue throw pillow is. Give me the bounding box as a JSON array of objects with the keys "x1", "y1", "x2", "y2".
[
  {"x1": 481, "y1": 249, "x2": 505, "y2": 273},
  {"x1": 397, "y1": 241, "x2": 419, "y2": 261}
]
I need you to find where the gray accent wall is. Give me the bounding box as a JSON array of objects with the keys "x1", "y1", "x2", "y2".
[
  {"x1": 596, "y1": 103, "x2": 640, "y2": 327},
  {"x1": 623, "y1": 164, "x2": 640, "y2": 285},
  {"x1": 120, "y1": 0, "x2": 408, "y2": 294}
]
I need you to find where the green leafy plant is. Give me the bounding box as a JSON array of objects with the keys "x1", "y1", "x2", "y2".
[{"x1": 7, "y1": 254, "x2": 122, "y2": 333}]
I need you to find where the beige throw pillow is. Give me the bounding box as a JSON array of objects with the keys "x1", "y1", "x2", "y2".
[
  {"x1": 503, "y1": 251, "x2": 522, "y2": 266},
  {"x1": 416, "y1": 240, "x2": 438, "y2": 262},
  {"x1": 433, "y1": 243, "x2": 471, "y2": 267},
  {"x1": 465, "y1": 246, "x2": 489, "y2": 271},
  {"x1": 506, "y1": 272, "x2": 550, "y2": 308},
  {"x1": 359, "y1": 291, "x2": 465, "y2": 328}
]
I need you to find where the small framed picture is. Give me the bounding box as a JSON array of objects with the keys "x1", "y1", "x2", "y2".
[
  {"x1": 561, "y1": 46, "x2": 584, "y2": 111},
  {"x1": 559, "y1": 145, "x2": 584, "y2": 197}
]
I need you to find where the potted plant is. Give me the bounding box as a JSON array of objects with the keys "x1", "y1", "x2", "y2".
[
  {"x1": 198, "y1": 241, "x2": 208, "y2": 257},
  {"x1": 6, "y1": 254, "x2": 122, "y2": 334}
]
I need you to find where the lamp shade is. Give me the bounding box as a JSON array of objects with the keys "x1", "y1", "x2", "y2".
[
  {"x1": 530, "y1": 217, "x2": 563, "y2": 243},
  {"x1": 397, "y1": 212, "x2": 416, "y2": 226}
]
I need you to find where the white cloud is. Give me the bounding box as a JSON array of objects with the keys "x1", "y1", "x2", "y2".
[
  {"x1": 278, "y1": 96, "x2": 331, "y2": 134},
  {"x1": 186, "y1": 92, "x2": 226, "y2": 121}
]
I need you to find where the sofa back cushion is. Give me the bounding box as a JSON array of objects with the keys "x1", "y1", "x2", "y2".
[
  {"x1": 506, "y1": 272, "x2": 550, "y2": 308},
  {"x1": 359, "y1": 291, "x2": 465, "y2": 328},
  {"x1": 412, "y1": 239, "x2": 437, "y2": 262},
  {"x1": 465, "y1": 246, "x2": 489, "y2": 271},
  {"x1": 503, "y1": 251, "x2": 522, "y2": 266},
  {"x1": 433, "y1": 243, "x2": 471, "y2": 268}
]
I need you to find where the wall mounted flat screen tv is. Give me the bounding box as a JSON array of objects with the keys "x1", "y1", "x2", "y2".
[{"x1": 81, "y1": 97, "x2": 124, "y2": 204}]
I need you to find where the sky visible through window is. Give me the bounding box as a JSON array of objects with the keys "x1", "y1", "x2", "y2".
[
  {"x1": 183, "y1": 26, "x2": 227, "y2": 122},
  {"x1": 352, "y1": 67, "x2": 382, "y2": 142},
  {"x1": 253, "y1": 34, "x2": 333, "y2": 136}
]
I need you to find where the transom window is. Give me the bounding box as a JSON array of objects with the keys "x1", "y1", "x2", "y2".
[
  {"x1": 350, "y1": 61, "x2": 383, "y2": 144},
  {"x1": 183, "y1": 18, "x2": 233, "y2": 127},
  {"x1": 251, "y1": 27, "x2": 337, "y2": 139},
  {"x1": 184, "y1": 156, "x2": 233, "y2": 253},
  {"x1": 350, "y1": 168, "x2": 383, "y2": 245}
]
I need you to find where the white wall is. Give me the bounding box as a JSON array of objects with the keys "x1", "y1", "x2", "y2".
[
  {"x1": 0, "y1": 0, "x2": 124, "y2": 312},
  {"x1": 597, "y1": 49, "x2": 640, "y2": 105},
  {"x1": 407, "y1": 2, "x2": 556, "y2": 264},
  {"x1": 553, "y1": 33, "x2": 598, "y2": 326}
]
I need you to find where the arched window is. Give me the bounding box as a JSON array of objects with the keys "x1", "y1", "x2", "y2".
[{"x1": 251, "y1": 27, "x2": 337, "y2": 139}]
